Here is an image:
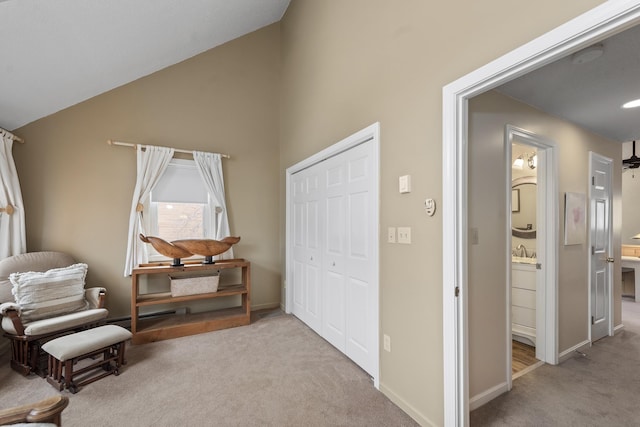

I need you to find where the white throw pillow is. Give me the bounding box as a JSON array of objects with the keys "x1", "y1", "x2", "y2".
[{"x1": 10, "y1": 263, "x2": 89, "y2": 323}]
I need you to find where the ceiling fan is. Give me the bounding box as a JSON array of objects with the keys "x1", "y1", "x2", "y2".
[{"x1": 623, "y1": 141, "x2": 640, "y2": 169}]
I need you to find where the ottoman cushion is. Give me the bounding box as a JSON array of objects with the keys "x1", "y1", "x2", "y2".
[{"x1": 42, "y1": 325, "x2": 132, "y2": 361}]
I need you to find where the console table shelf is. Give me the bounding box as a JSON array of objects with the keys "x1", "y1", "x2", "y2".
[{"x1": 130, "y1": 259, "x2": 250, "y2": 344}]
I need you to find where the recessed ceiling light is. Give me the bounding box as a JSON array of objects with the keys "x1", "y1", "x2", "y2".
[
  {"x1": 570, "y1": 44, "x2": 604, "y2": 65},
  {"x1": 622, "y1": 99, "x2": 640, "y2": 109}
]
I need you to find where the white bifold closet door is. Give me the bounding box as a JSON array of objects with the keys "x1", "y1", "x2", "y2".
[{"x1": 291, "y1": 140, "x2": 376, "y2": 376}]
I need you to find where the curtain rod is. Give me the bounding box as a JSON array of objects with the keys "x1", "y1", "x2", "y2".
[
  {"x1": 106, "y1": 139, "x2": 230, "y2": 159},
  {"x1": 0, "y1": 128, "x2": 24, "y2": 143}
]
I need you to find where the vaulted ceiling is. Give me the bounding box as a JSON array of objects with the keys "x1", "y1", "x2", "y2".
[
  {"x1": 0, "y1": 0, "x2": 290, "y2": 130},
  {"x1": 3, "y1": 1, "x2": 638, "y2": 143}
]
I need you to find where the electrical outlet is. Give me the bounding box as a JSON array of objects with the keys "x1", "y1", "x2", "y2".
[
  {"x1": 387, "y1": 227, "x2": 396, "y2": 243},
  {"x1": 383, "y1": 334, "x2": 391, "y2": 352},
  {"x1": 397, "y1": 227, "x2": 411, "y2": 244}
]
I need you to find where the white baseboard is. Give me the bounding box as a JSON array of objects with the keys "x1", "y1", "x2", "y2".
[
  {"x1": 250, "y1": 302, "x2": 281, "y2": 311},
  {"x1": 379, "y1": 382, "x2": 437, "y2": 427},
  {"x1": 558, "y1": 339, "x2": 591, "y2": 363},
  {"x1": 614, "y1": 323, "x2": 624, "y2": 334},
  {"x1": 469, "y1": 381, "x2": 509, "y2": 411}
]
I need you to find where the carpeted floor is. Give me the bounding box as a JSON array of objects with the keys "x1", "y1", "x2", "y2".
[
  {"x1": 471, "y1": 299, "x2": 640, "y2": 426},
  {"x1": 0, "y1": 311, "x2": 418, "y2": 427}
]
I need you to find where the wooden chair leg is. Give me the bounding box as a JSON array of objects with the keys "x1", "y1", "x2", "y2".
[{"x1": 9, "y1": 340, "x2": 31, "y2": 376}]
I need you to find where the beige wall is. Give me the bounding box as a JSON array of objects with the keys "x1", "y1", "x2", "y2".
[
  {"x1": 468, "y1": 90, "x2": 622, "y2": 398},
  {"x1": 280, "y1": 0, "x2": 603, "y2": 424},
  {"x1": 13, "y1": 24, "x2": 282, "y2": 318}
]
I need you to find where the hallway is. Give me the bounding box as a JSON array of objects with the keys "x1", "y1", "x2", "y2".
[{"x1": 471, "y1": 299, "x2": 640, "y2": 425}]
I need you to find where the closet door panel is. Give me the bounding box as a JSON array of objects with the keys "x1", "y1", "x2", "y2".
[
  {"x1": 291, "y1": 173, "x2": 307, "y2": 320},
  {"x1": 323, "y1": 178, "x2": 346, "y2": 348},
  {"x1": 304, "y1": 172, "x2": 323, "y2": 334},
  {"x1": 291, "y1": 168, "x2": 323, "y2": 333},
  {"x1": 344, "y1": 144, "x2": 375, "y2": 375}
]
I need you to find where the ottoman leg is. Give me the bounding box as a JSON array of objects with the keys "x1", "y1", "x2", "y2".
[
  {"x1": 118, "y1": 341, "x2": 127, "y2": 366},
  {"x1": 63, "y1": 360, "x2": 77, "y2": 394},
  {"x1": 45, "y1": 356, "x2": 65, "y2": 391}
]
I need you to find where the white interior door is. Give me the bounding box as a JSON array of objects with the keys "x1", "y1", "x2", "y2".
[
  {"x1": 323, "y1": 155, "x2": 347, "y2": 352},
  {"x1": 589, "y1": 152, "x2": 613, "y2": 342},
  {"x1": 328, "y1": 141, "x2": 376, "y2": 373},
  {"x1": 287, "y1": 123, "x2": 380, "y2": 382},
  {"x1": 292, "y1": 166, "x2": 323, "y2": 334}
]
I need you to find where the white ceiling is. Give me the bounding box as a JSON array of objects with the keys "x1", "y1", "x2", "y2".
[
  {"x1": 0, "y1": 0, "x2": 290, "y2": 131},
  {"x1": 497, "y1": 23, "x2": 640, "y2": 144},
  {"x1": 3, "y1": 1, "x2": 636, "y2": 142}
]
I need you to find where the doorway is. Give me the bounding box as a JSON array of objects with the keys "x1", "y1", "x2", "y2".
[
  {"x1": 506, "y1": 126, "x2": 556, "y2": 385},
  {"x1": 442, "y1": 2, "x2": 640, "y2": 425}
]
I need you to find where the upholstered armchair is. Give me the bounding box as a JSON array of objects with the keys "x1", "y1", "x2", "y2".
[{"x1": 0, "y1": 252, "x2": 108, "y2": 376}]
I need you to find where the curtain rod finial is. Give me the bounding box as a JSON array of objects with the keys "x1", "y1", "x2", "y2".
[{"x1": 106, "y1": 139, "x2": 113, "y2": 146}]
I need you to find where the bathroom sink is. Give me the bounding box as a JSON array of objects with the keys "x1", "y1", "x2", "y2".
[{"x1": 512, "y1": 256, "x2": 537, "y2": 264}]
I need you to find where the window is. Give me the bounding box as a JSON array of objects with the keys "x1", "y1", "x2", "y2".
[{"x1": 146, "y1": 159, "x2": 216, "y2": 260}]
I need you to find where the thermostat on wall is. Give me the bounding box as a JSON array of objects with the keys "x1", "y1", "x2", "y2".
[{"x1": 425, "y1": 198, "x2": 436, "y2": 216}]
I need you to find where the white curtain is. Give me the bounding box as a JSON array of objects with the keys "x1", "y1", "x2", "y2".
[
  {"x1": 193, "y1": 151, "x2": 233, "y2": 260},
  {"x1": 123, "y1": 145, "x2": 174, "y2": 276},
  {"x1": 0, "y1": 133, "x2": 26, "y2": 259}
]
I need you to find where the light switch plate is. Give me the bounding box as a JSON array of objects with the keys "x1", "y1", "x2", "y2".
[{"x1": 399, "y1": 175, "x2": 411, "y2": 193}]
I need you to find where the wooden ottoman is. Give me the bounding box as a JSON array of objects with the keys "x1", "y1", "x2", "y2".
[{"x1": 41, "y1": 325, "x2": 132, "y2": 393}]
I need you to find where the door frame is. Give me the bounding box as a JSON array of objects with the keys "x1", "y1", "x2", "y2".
[
  {"x1": 442, "y1": 2, "x2": 640, "y2": 425},
  {"x1": 504, "y1": 125, "x2": 558, "y2": 393},
  {"x1": 285, "y1": 122, "x2": 380, "y2": 388},
  {"x1": 588, "y1": 152, "x2": 614, "y2": 341}
]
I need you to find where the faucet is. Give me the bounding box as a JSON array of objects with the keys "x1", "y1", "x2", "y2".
[{"x1": 515, "y1": 244, "x2": 528, "y2": 258}]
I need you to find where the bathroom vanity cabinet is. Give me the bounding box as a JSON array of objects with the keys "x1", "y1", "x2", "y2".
[{"x1": 512, "y1": 262, "x2": 536, "y2": 346}]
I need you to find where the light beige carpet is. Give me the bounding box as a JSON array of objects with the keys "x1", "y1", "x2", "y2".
[
  {"x1": 471, "y1": 299, "x2": 640, "y2": 426},
  {"x1": 1, "y1": 312, "x2": 418, "y2": 427}
]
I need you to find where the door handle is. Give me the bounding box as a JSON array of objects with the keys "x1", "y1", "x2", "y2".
[{"x1": 606, "y1": 257, "x2": 614, "y2": 263}]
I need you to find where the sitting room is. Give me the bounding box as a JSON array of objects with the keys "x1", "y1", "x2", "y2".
[{"x1": 4, "y1": 1, "x2": 640, "y2": 426}]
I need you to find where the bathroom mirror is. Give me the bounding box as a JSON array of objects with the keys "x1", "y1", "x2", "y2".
[{"x1": 512, "y1": 175, "x2": 536, "y2": 239}]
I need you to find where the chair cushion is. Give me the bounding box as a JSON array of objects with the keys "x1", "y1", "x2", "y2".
[
  {"x1": 10, "y1": 263, "x2": 89, "y2": 323},
  {"x1": 1, "y1": 308, "x2": 108, "y2": 336},
  {"x1": 0, "y1": 252, "x2": 75, "y2": 305}
]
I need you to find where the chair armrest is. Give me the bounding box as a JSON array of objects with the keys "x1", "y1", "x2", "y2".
[
  {"x1": 0, "y1": 303, "x2": 25, "y2": 335},
  {"x1": 0, "y1": 395, "x2": 69, "y2": 426},
  {"x1": 85, "y1": 287, "x2": 107, "y2": 309},
  {"x1": 0, "y1": 302, "x2": 21, "y2": 316}
]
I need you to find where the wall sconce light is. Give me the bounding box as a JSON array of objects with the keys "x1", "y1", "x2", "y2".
[{"x1": 513, "y1": 156, "x2": 524, "y2": 170}]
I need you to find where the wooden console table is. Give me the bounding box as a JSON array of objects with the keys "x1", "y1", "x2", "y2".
[{"x1": 130, "y1": 259, "x2": 250, "y2": 344}]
